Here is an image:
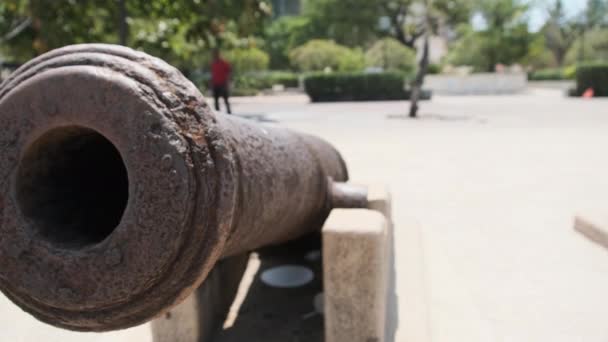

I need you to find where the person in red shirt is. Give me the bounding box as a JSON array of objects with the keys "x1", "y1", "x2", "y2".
[{"x1": 211, "y1": 49, "x2": 232, "y2": 114}]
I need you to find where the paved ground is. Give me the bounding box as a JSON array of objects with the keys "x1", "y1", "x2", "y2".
[{"x1": 2, "y1": 89, "x2": 608, "y2": 341}]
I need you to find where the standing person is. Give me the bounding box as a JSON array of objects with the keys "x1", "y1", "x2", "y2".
[{"x1": 211, "y1": 49, "x2": 232, "y2": 114}]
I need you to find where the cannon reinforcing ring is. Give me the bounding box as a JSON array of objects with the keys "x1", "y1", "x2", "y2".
[{"x1": 0, "y1": 44, "x2": 237, "y2": 331}]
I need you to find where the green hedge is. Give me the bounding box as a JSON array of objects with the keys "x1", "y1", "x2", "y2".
[
  {"x1": 576, "y1": 63, "x2": 608, "y2": 97},
  {"x1": 234, "y1": 71, "x2": 299, "y2": 91},
  {"x1": 191, "y1": 71, "x2": 300, "y2": 97},
  {"x1": 528, "y1": 67, "x2": 575, "y2": 81},
  {"x1": 304, "y1": 72, "x2": 429, "y2": 102}
]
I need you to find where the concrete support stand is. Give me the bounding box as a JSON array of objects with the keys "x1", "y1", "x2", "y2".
[
  {"x1": 151, "y1": 254, "x2": 249, "y2": 342},
  {"x1": 575, "y1": 213, "x2": 608, "y2": 250},
  {"x1": 151, "y1": 185, "x2": 402, "y2": 342},
  {"x1": 323, "y1": 186, "x2": 396, "y2": 342}
]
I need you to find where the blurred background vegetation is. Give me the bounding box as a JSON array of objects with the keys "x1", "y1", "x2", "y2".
[{"x1": 0, "y1": 0, "x2": 607, "y2": 95}]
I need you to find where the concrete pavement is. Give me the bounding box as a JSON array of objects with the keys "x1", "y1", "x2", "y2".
[{"x1": 2, "y1": 89, "x2": 608, "y2": 341}]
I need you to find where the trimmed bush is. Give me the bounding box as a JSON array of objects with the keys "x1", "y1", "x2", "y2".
[
  {"x1": 563, "y1": 65, "x2": 577, "y2": 79},
  {"x1": 576, "y1": 63, "x2": 608, "y2": 97},
  {"x1": 289, "y1": 40, "x2": 363, "y2": 72},
  {"x1": 304, "y1": 72, "x2": 429, "y2": 102},
  {"x1": 258, "y1": 71, "x2": 300, "y2": 88},
  {"x1": 338, "y1": 49, "x2": 366, "y2": 72},
  {"x1": 226, "y1": 48, "x2": 270, "y2": 73},
  {"x1": 365, "y1": 38, "x2": 417, "y2": 74}
]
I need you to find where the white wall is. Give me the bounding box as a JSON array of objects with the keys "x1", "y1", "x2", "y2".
[{"x1": 425, "y1": 73, "x2": 528, "y2": 95}]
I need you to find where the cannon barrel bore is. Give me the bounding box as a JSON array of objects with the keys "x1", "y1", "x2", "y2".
[{"x1": 0, "y1": 44, "x2": 355, "y2": 331}]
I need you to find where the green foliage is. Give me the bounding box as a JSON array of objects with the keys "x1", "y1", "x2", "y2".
[
  {"x1": 542, "y1": 0, "x2": 577, "y2": 66},
  {"x1": 563, "y1": 65, "x2": 577, "y2": 79},
  {"x1": 338, "y1": 48, "x2": 366, "y2": 72},
  {"x1": 0, "y1": 0, "x2": 272, "y2": 69},
  {"x1": 226, "y1": 47, "x2": 270, "y2": 73},
  {"x1": 446, "y1": 0, "x2": 535, "y2": 71},
  {"x1": 0, "y1": 0, "x2": 120, "y2": 61},
  {"x1": 565, "y1": 28, "x2": 608, "y2": 65},
  {"x1": 476, "y1": 0, "x2": 533, "y2": 71},
  {"x1": 264, "y1": 16, "x2": 313, "y2": 69},
  {"x1": 289, "y1": 40, "x2": 364, "y2": 72},
  {"x1": 427, "y1": 63, "x2": 441, "y2": 74},
  {"x1": 365, "y1": 38, "x2": 416, "y2": 73},
  {"x1": 303, "y1": 0, "x2": 473, "y2": 49},
  {"x1": 444, "y1": 24, "x2": 487, "y2": 71},
  {"x1": 521, "y1": 33, "x2": 556, "y2": 69},
  {"x1": 192, "y1": 70, "x2": 299, "y2": 96},
  {"x1": 584, "y1": 0, "x2": 608, "y2": 28},
  {"x1": 302, "y1": 0, "x2": 380, "y2": 47},
  {"x1": 258, "y1": 71, "x2": 300, "y2": 88},
  {"x1": 576, "y1": 63, "x2": 608, "y2": 96},
  {"x1": 528, "y1": 67, "x2": 575, "y2": 81},
  {"x1": 304, "y1": 72, "x2": 410, "y2": 102}
]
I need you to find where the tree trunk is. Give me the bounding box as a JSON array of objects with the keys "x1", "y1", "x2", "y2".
[
  {"x1": 409, "y1": 27, "x2": 430, "y2": 118},
  {"x1": 578, "y1": 28, "x2": 586, "y2": 63},
  {"x1": 118, "y1": 0, "x2": 128, "y2": 46},
  {"x1": 408, "y1": 0, "x2": 432, "y2": 118},
  {"x1": 556, "y1": 48, "x2": 565, "y2": 67}
]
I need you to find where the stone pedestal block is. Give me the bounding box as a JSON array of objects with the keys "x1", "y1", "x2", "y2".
[
  {"x1": 151, "y1": 254, "x2": 249, "y2": 342},
  {"x1": 323, "y1": 185, "x2": 395, "y2": 342}
]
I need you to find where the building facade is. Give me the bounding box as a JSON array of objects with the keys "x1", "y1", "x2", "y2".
[{"x1": 272, "y1": 0, "x2": 301, "y2": 17}]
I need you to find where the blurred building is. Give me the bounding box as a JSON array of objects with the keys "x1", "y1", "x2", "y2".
[{"x1": 272, "y1": 0, "x2": 301, "y2": 17}]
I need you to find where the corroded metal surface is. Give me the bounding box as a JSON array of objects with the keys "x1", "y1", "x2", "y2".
[{"x1": 0, "y1": 44, "x2": 353, "y2": 332}]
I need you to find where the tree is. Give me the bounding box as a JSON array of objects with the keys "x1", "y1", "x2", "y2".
[
  {"x1": 304, "y1": 0, "x2": 472, "y2": 48},
  {"x1": 289, "y1": 39, "x2": 364, "y2": 71},
  {"x1": 264, "y1": 16, "x2": 313, "y2": 69},
  {"x1": 0, "y1": 0, "x2": 272, "y2": 69},
  {"x1": 445, "y1": 0, "x2": 533, "y2": 72},
  {"x1": 565, "y1": 27, "x2": 608, "y2": 64},
  {"x1": 543, "y1": 0, "x2": 577, "y2": 66},
  {"x1": 576, "y1": 0, "x2": 608, "y2": 61},
  {"x1": 584, "y1": 0, "x2": 608, "y2": 28},
  {"x1": 303, "y1": 0, "x2": 382, "y2": 47},
  {"x1": 365, "y1": 37, "x2": 417, "y2": 73},
  {"x1": 0, "y1": 0, "x2": 121, "y2": 61},
  {"x1": 304, "y1": 0, "x2": 472, "y2": 118},
  {"x1": 377, "y1": 0, "x2": 473, "y2": 118},
  {"x1": 477, "y1": 0, "x2": 531, "y2": 71}
]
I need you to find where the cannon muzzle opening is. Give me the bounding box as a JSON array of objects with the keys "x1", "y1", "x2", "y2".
[
  {"x1": 0, "y1": 44, "x2": 357, "y2": 332},
  {"x1": 17, "y1": 126, "x2": 129, "y2": 250}
]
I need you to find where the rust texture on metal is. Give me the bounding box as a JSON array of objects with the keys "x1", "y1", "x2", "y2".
[{"x1": 0, "y1": 44, "x2": 358, "y2": 332}]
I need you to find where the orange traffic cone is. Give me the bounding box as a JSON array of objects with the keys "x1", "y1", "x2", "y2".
[{"x1": 582, "y1": 87, "x2": 594, "y2": 98}]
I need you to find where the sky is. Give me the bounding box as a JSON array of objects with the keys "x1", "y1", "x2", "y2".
[{"x1": 472, "y1": 0, "x2": 589, "y2": 32}]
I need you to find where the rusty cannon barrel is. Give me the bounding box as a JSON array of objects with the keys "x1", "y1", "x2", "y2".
[{"x1": 0, "y1": 44, "x2": 365, "y2": 332}]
